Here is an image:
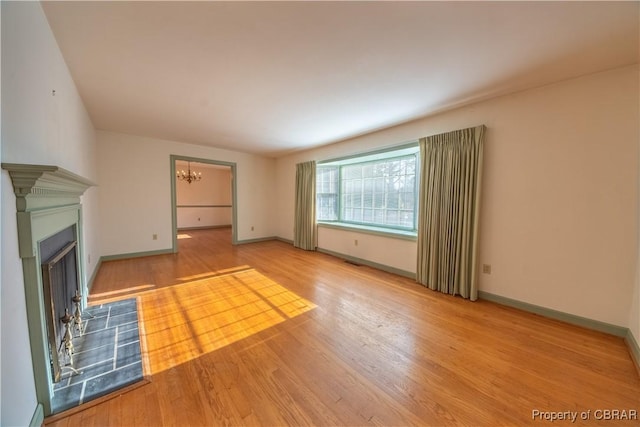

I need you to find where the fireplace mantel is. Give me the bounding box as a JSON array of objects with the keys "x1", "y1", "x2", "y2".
[
  {"x1": 2, "y1": 163, "x2": 95, "y2": 416},
  {"x1": 2, "y1": 163, "x2": 95, "y2": 258},
  {"x1": 2, "y1": 163, "x2": 95, "y2": 210}
]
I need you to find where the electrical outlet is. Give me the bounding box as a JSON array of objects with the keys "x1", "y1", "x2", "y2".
[
  {"x1": 153, "y1": 234, "x2": 158, "y2": 240},
  {"x1": 251, "y1": 226, "x2": 254, "y2": 231},
  {"x1": 198, "y1": 217, "x2": 201, "y2": 221},
  {"x1": 482, "y1": 264, "x2": 491, "y2": 274},
  {"x1": 354, "y1": 239, "x2": 358, "y2": 246}
]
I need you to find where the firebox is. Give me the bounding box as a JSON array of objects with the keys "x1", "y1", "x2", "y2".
[{"x1": 40, "y1": 225, "x2": 81, "y2": 383}]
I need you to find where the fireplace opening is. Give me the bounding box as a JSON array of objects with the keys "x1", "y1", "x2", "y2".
[{"x1": 40, "y1": 226, "x2": 81, "y2": 383}]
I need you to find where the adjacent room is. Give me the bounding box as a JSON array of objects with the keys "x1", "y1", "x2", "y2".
[{"x1": 1, "y1": 1, "x2": 639, "y2": 426}]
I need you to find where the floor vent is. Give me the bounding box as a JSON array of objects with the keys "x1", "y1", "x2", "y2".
[{"x1": 345, "y1": 260, "x2": 362, "y2": 267}]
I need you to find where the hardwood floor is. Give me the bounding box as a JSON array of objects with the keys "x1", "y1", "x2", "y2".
[{"x1": 46, "y1": 228, "x2": 639, "y2": 426}]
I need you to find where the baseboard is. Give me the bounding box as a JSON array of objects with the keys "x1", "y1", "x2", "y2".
[
  {"x1": 273, "y1": 237, "x2": 416, "y2": 279},
  {"x1": 86, "y1": 257, "x2": 103, "y2": 293},
  {"x1": 177, "y1": 225, "x2": 231, "y2": 231},
  {"x1": 478, "y1": 291, "x2": 628, "y2": 337},
  {"x1": 625, "y1": 330, "x2": 640, "y2": 376},
  {"x1": 29, "y1": 403, "x2": 44, "y2": 427},
  {"x1": 316, "y1": 247, "x2": 416, "y2": 279},
  {"x1": 275, "y1": 237, "x2": 416, "y2": 280},
  {"x1": 236, "y1": 236, "x2": 278, "y2": 245},
  {"x1": 275, "y1": 236, "x2": 293, "y2": 245},
  {"x1": 101, "y1": 248, "x2": 173, "y2": 262}
]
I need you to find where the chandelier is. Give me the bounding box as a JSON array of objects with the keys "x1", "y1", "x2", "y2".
[{"x1": 176, "y1": 162, "x2": 202, "y2": 184}]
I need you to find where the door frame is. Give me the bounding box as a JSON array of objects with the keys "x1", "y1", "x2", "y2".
[{"x1": 170, "y1": 154, "x2": 238, "y2": 252}]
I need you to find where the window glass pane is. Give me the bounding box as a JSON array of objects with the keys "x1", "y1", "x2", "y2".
[
  {"x1": 399, "y1": 210, "x2": 413, "y2": 228},
  {"x1": 344, "y1": 165, "x2": 361, "y2": 179},
  {"x1": 363, "y1": 192, "x2": 373, "y2": 208},
  {"x1": 387, "y1": 194, "x2": 398, "y2": 209},
  {"x1": 374, "y1": 177, "x2": 384, "y2": 192},
  {"x1": 387, "y1": 210, "x2": 399, "y2": 225},
  {"x1": 400, "y1": 192, "x2": 414, "y2": 210},
  {"x1": 374, "y1": 192, "x2": 385, "y2": 208}
]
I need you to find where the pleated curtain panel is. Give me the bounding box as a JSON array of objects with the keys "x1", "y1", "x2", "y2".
[
  {"x1": 294, "y1": 160, "x2": 317, "y2": 251},
  {"x1": 417, "y1": 125, "x2": 485, "y2": 300}
]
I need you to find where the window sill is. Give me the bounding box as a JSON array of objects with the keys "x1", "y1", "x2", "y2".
[{"x1": 317, "y1": 221, "x2": 417, "y2": 241}]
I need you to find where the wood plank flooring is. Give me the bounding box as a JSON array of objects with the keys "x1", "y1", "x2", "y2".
[{"x1": 46, "y1": 228, "x2": 640, "y2": 426}]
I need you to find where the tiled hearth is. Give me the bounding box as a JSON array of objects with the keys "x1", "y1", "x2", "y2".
[{"x1": 51, "y1": 299, "x2": 144, "y2": 413}]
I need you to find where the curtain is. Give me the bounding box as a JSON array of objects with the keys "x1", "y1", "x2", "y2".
[
  {"x1": 294, "y1": 161, "x2": 317, "y2": 250},
  {"x1": 417, "y1": 125, "x2": 485, "y2": 300}
]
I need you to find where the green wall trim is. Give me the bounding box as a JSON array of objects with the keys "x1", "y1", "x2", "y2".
[
  {"x1": 86, "y1": 257, "x2": 103, "y2": 293},
  {"x1": 318, "y1": 222, "x2": 417, "y2": 241},
  {"x1": 177, "y1": 204, "x2": 233, "y2": 208},
  {"x1": 625, "y1": 330, "x2": 640, "y2": 375},
  {"x1": 170, "y1": 155, "x2": 238, "y2": 252},
  {"x1": 101, "y1": 248, "x2": 173, "y2": 262},
  {"x1": 478, "y1": 291, "x2": 628, "y2": 337},
  {"x1": 178, "y1": 225, "x2": 232, "y2": 231},
  {"x1": 236, "y1": 236, "x2": 278, "y2": 245},
  {"x1": 317, "y1": 247, "x2": 416, "y2": 279},
  {"x1": 29, "y1": 403, "x2": 44, "y2": 427},
  {"x1": 275, "y1": 237, "x2": 294, "y2": 244}
]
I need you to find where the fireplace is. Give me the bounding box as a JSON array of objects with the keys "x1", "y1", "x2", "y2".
[
  {"x1": 2, "y1": 163, "x2": 94, "y2": 417},
  {"x1": 40, "y1": 226, "x2": 81, "y2": 383}
]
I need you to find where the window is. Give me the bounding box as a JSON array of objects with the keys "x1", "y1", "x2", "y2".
[
  {"x1": 316, "y1": 167, "x2": 339, "y2": 221},
  {"x1": 316, "y1": 145, "x2": 419, "y2": 233}
]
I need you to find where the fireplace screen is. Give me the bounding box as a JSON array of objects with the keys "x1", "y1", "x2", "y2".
[{"x1": 41, "y1": 240, "x2": 80, "y2": 383}]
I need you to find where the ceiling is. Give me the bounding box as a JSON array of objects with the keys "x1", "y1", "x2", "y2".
[{"x1": 42, "y1": 1, "x2": 639, "y2": 157}]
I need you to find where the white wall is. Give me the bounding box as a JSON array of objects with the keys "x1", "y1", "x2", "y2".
[
  {"x1": 177, "y1": 166, "x2": 232, "y2": 229},
  {"x1": 177, "y1": 206, "x2": 233, "y2": 229},
  {"x1": 97, "y1": 131, "x2": 276, "y2": 256},
  {"x1": 317, "y1": 227, "x2": 417, "y2": 274},
  {"x1": 276, "y1": 65, "x2": 639, "y2": 328},
  {"x1": 1, "y1": 2, "x2": 99, "y2": 425}
]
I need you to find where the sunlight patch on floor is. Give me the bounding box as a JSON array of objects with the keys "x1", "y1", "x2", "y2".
[
  {"x1": 177, "y1": 233, "x2": 192, "y2": 240},
  {"x1": 88, "y1": 284, "x2": 156, "y2": 305},
  {"x1": 177, "y1": 265, "x2": 252, "y2": 282},
  {"x1": 140, "y1": 267, "x2": 317, "y2": 374}
]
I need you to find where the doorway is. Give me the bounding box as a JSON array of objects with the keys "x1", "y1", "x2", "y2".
[{"x1": 170, "y1": 155, "x2": 238, "y2": 252}]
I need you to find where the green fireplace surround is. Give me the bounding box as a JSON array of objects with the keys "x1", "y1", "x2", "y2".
[{"x1": 2, "y1": 163, "x2": 95, "y2": 418}]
